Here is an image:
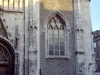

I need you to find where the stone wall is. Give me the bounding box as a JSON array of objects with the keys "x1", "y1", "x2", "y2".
[
  {"x1": 0, "y1": 0, "x2": 95, "y2": 75},
  {"x1": 74, "y1": 0, "x2": 95, "y2": 75},
  {"x1": 40, "y1": 0, "x2": 76, "y2": 75},
  {"x1": 1, "y1": 11, "x2": 24, "y2": 75},
  {"x1": 0, "y1": 0, "x2": 40, "y2": 75}
]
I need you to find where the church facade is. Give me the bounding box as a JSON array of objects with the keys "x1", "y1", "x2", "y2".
[{"x1": 0, "y1": 0, "x2": 95, "y2": 75}]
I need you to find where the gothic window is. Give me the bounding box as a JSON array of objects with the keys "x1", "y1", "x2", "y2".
[{"x1": 47, "y1": 14, "x2": 66, "y2": 57}]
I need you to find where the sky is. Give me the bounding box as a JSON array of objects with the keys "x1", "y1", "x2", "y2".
[{"x1": 90, "y1": 0, "x2": 100, "y2": 31}]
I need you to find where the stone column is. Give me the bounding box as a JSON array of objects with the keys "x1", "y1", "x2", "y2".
[
  {"x1": 28, "y1": 0, "x2": 39, "y2": 75},
  {"x1": 74, "y1": 0, "x2": 85, "y2": 75},
  {"x1": 74, "y1": 0, "x2": 95, "y2": 75},
  {"x1": 79, "y1": 0, "x2": 95, "y2": 75}
]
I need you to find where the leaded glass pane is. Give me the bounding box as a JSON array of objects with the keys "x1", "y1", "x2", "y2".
[
  {"x1": 55, "y1": 45, "x2": 59, "y2": 50},
  {"x1": 55, "y1": 51, "x2": 59, "y2": 55},
  {"x1": 54, "y1": 34, "x2": 59, "y2": 51},
  {"x1": 48, "y1": 30, "x2": 53, "y2": 34},
  {"x1": 60, "y1": 43, "x2": 65, "y2": 50},
  {"x1": 54, "y1": 30, "x2": 58, "y2": 34},
  {"x1": 60, "y1": 34, "x2": 64, "y2": 42},
  {"x1": 60, "y1": 51, "x2": 65, "y2": 55},
  {"x1": 48, "y1": 34, "x2": 53, "y2": 40},
  {"x1": 60, "y1": 34, "x2": 65, "y2": 50},
  {"x1": 59, "y1": 30, "x2": 64, "y2": 34},
  {"x1": 54, "y1": 34, "x2": 59, "y2": 43},
  {"x1": 49, "y1": 41, "x2": 53, "y2": 50},
  {"x1": 49, "y1": 51, "x2": 53, "y2": 55},
  {"x1": 49, "y1": 45, "x2": 53, "y2": 50}
]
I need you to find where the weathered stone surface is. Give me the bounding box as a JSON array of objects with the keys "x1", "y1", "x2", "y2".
[{"x1": 0, "y1": 0, "x2": 95, "y2": 75}]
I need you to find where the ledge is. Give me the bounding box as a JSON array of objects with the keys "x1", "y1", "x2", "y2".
[
  {"x1": 46, "y1": 55, "x2": 69, "y2": 59},
  {"x1": 0, "y1": 8, "x2": 24, "y2": 13},
  {"x1": 75, "y1": 51, "x2": 85, "y2": 55}
]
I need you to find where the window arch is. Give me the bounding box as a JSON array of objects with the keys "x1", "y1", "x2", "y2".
[{"x1": 46, "y1": 12, "x2": 69, "y2": 57}]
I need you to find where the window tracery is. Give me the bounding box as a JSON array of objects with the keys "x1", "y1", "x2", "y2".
[
  {"x1": 47, "y1": 14, "x2": 66, "y2": 56},
  {"x1": 0, "y1": 46, "x2": 9, "y2": 62}
]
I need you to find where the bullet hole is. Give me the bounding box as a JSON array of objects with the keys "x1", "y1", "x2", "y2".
[
  {"x1": 68, "y1": 73, "x2": 70, "y2": 74},
  {"x1": 3, "y1": 19, "x2": 5, "y2": 22},
  {"x1": 77, "y1": 29, "x2": 79, "y2": 31},
  {"x1": 34, "y1": 51, "x2": 37, "y2": 55},
  {"x1": 68, "y1": 29, "x2": 70, "y2": 32},
  {"x1": 81, "y1": 29, "x2": 83, "y2": 32},
  {"x1": 6, "y1": 26, "x2": 8, "y2": 29},
  {"x1": 30, "y1": 26, "x2": 33, "y2": 28},
  {"x1": 43, "y1": 28, "x2": 46, "y2": 32},
  {"x1": 91, "y1": 32, "x2": 93, "y2": 34},
  {"x1": 41, "y1": 20, "x2": 42, "y2": 22},
  {"x1": 35, "y1": 22, "x2": 37, "y2": 24},
  {"x1": 58, "y1": 64, "x2": 60, "y2": 66},
  {"x1": 34, "y1": 26, "x2": 37, "y2": 30}
]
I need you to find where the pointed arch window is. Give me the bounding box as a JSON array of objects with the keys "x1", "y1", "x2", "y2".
[{"x1": 47, "y1": 14, "x2": 66, "y2": 57}]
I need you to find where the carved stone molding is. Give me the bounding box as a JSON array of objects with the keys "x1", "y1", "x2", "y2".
[
  {"x1": 15, "y1": 53, "x2": 19, "y2": 75},
  {"x1": 0, "y1": 46, "x2": 9, "y2": 62},
  {"x1": 0, "y1": 18, "x2": 8, "y2": 38},
  {"x1": 0, "y1": 38, "x2": 15, "y2": 75}
]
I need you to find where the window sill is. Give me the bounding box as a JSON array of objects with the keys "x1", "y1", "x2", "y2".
[{"x1": 46, "y1": 55, "x2": 69, "y2": 59}]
